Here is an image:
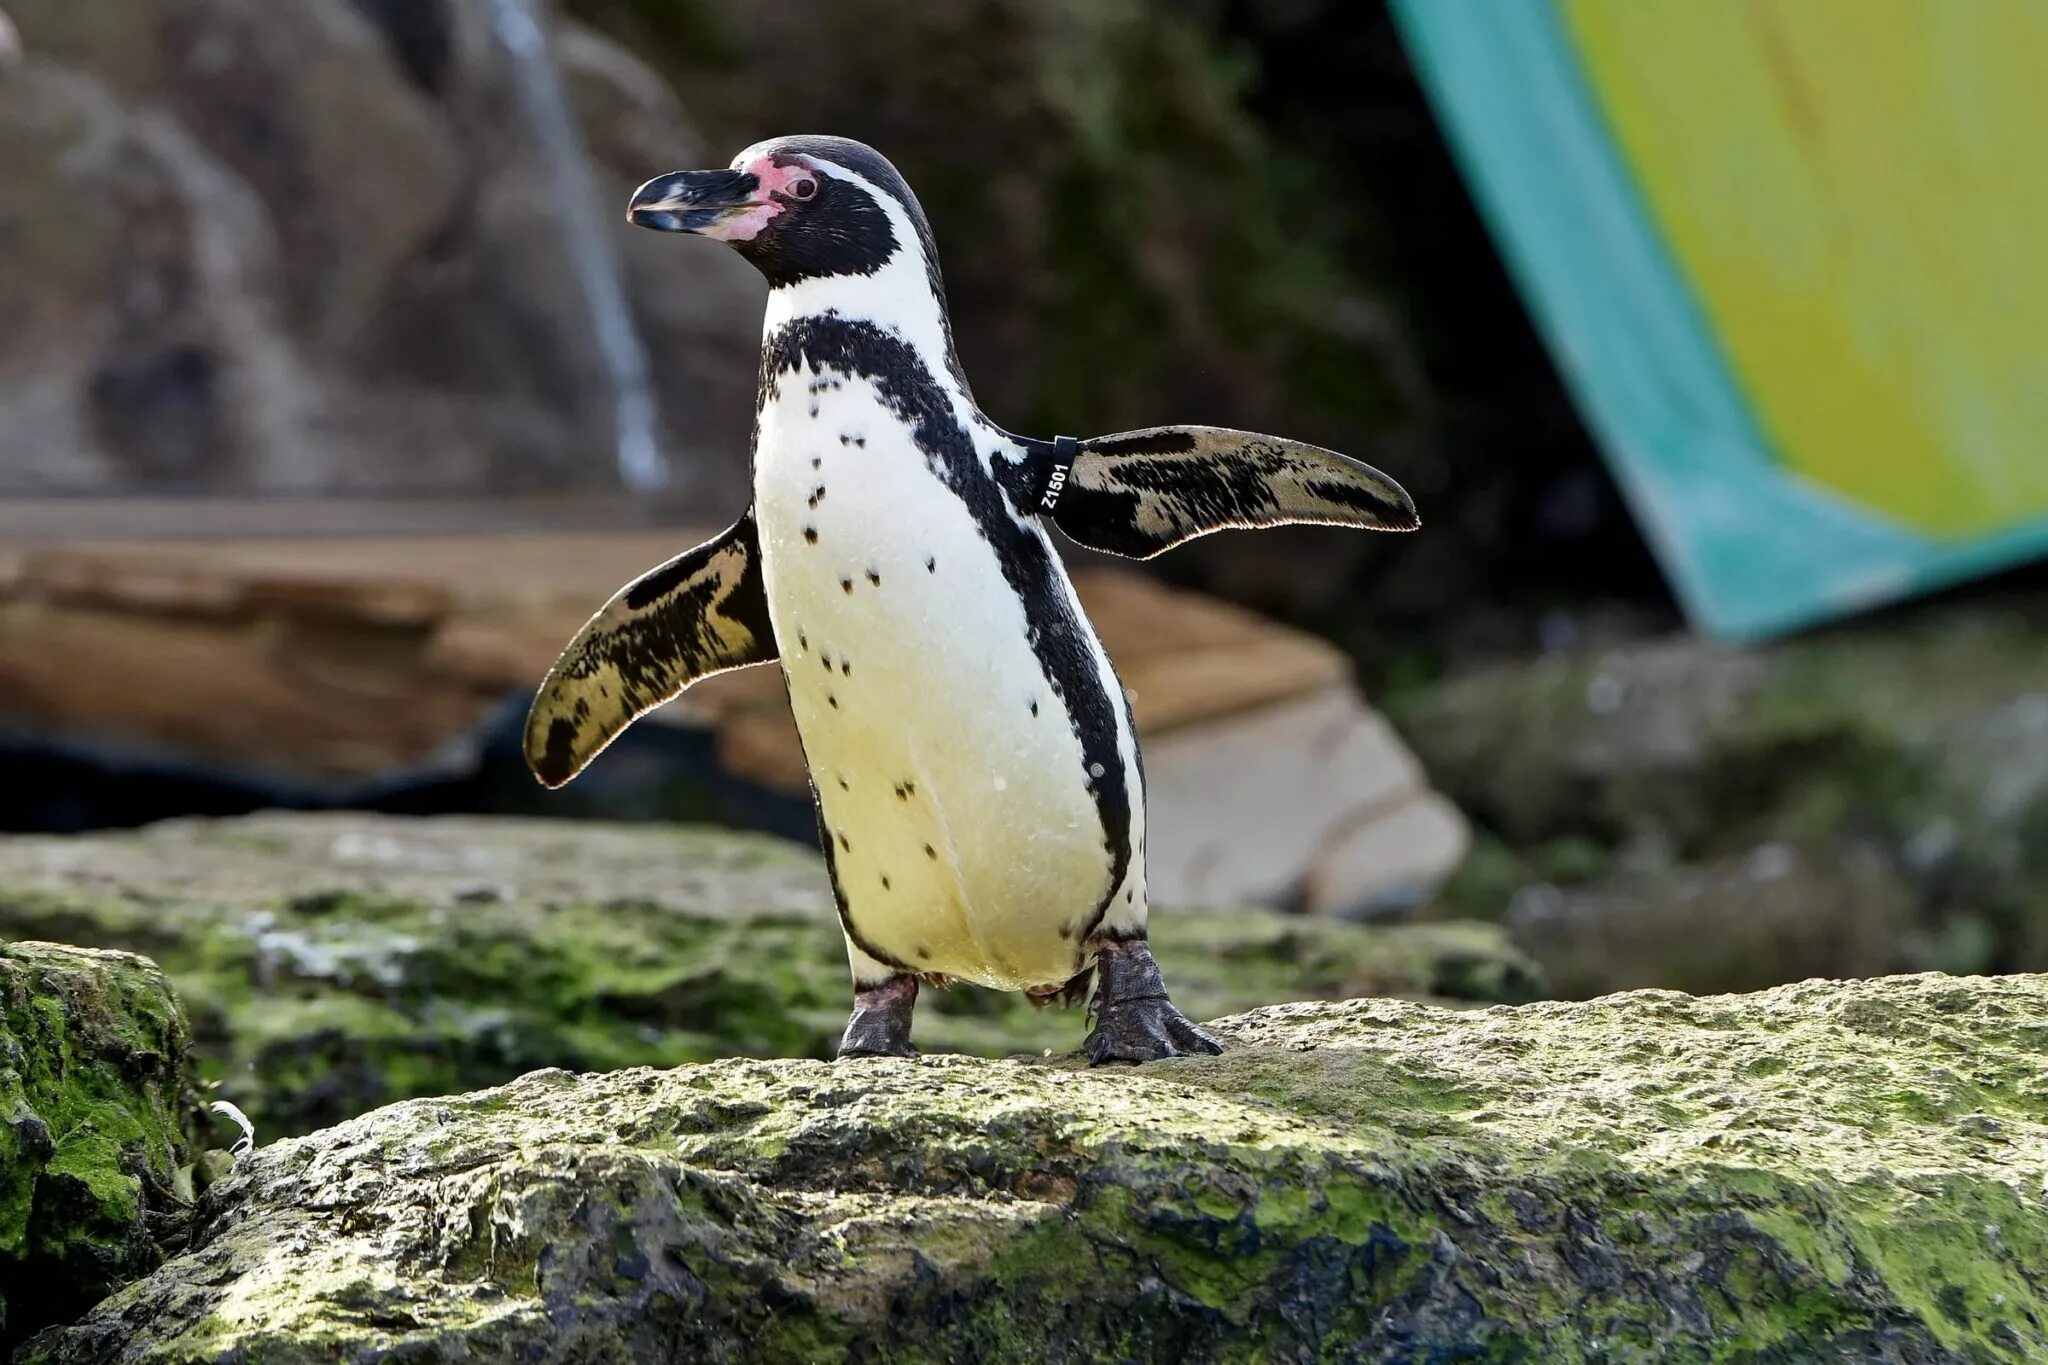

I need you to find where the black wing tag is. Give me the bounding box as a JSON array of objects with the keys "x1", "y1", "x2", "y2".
[
  {"x1": 1045, "y1": 425, "x2": 1419, "y2": 559},
  {"x1": 992, "y1": 434, "x2": 1080, "y2": 516},
  {"x1": 1038, "y1": 435, "x2": 1079, "y2": 512},
  {"x1": 523, "y1": 512, "x2": 776, "y2": 788}
]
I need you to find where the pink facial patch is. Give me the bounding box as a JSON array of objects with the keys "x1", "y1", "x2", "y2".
[
  {"x1": 751, "y1": 156, "x2": 815, "y2": 199},
  {"x1": 706, "y1": 155, "x2": 813, "y2": 243}
]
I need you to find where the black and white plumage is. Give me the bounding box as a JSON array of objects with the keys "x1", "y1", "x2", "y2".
[{"x1": 525, "y1": 135, "x2": 1417, "y2": 1064}]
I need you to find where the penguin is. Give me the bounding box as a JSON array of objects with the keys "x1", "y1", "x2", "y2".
[{"x1": 525, "y1": 136, "x2": 1419, "y2": 1064}]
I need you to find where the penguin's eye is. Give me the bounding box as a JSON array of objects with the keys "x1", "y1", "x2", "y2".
[{"x1": 788, "y1": 177, "x2": 818, "y2": 202}]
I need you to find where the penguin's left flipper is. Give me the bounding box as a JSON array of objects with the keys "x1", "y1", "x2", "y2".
[
  {"x1": 1034, "y1": 425, "x2": 1418, "y2": 560},
  {"x1": 524, "y1": 511, "x2": 776, "y2": 788}
]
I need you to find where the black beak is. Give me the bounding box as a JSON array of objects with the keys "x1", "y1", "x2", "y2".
[{"x1": 627, "y1": 169, "x2": 760, "y2": 233}]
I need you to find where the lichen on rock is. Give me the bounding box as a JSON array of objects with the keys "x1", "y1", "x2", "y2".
[
  {"x1": 0, "y1": 942, "x2": 198, "y2": 1353},
  {"x1": 25, "y1": 971, "x2": 2048, "y2": 1363},
  {"x1": 0, "y1": 813, "x2": 1540, "y2": 1140}
]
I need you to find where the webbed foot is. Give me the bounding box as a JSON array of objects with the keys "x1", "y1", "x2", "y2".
[
  {"x1": 1083, "y1": 936, "x2": 1223, "y2": 1065},
  {"x1": 836, "y1": 975, "x2": 919, "y2": 1059}
]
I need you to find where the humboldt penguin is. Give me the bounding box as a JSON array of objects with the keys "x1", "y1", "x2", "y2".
[{"x1": 525, "y1": 136, "x2": 1419, "y2": 1064}]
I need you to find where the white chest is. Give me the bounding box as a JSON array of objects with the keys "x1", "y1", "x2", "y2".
[{"x1": 751, "y1": 364, "x2": 1140, "y2": 990}]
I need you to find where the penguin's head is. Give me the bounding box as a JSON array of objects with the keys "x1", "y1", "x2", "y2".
[{"x1": 628, "y1": 135, "x2": 937, "y2": 291}]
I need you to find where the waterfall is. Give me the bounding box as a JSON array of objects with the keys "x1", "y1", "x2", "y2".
[{"x1": 479, "y1": 0, "x2": 668, "y2": 493}]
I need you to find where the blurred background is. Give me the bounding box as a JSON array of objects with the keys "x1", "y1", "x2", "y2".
[{"x1": 4, "y1": 0, "x2": 2048, "y2": 1128}]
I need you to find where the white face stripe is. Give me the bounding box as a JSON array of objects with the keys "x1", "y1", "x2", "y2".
[{"x1": 749, "y1": 153, "x2": 974, "y2": 419}]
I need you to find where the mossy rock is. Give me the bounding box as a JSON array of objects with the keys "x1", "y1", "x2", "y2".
[
  {"x1": 25, "y1": 972, "x2": 2048, "y2": 1362},
  {"x1": 1399, "y1": 607, "x2": 2048, "y2": 861},
  {"x1": 0, "y1": 813, "x2": 1539, "y2": 1140},
  {"x1": 0, "y1": 942, "x2": 198, "y2": 1352},
  {"x1": 1500, "y1": 839, "x2": 1928, "y2": 999},
  {"x1": 1400, "y1": 606, "x2": 2048, "y2": 989}
]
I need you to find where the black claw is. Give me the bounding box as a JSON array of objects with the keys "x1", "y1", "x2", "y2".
[
  {"x1": 1084, "y1": 998, "x2": 1223, "y2": 1065},
  {"x1": 837, "y1": 975, "x2": 919, "y2": 1059},
  {"x1": 1082, "y1": 936, "x2": 1224, "y2": 1065}
]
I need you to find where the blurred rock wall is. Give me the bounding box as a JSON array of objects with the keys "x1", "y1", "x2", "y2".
[
  {"x1": 0, "y1": 0, "x2": 762, "y2": 499},
  {"x1": 1, "y1": 0, "x2": 1663, "y2": 647}
]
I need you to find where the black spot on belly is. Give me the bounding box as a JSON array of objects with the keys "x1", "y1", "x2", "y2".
[
  {"x1": 1058, "y1": 921, "x2": 1073, "y2": 940},
  {"x1": 804, "y1": 526, "x2": 818, "y2": 544},
  {"x1": 880, "y1": 874, "x2": 891, "y2": 891},
  {"x1": 798, "y1": 630, "x2": 808, "y2": 650},
  {"x1": 1029, "y1": 699, "x2": 1039, "y2": 717},
  {"x1": 916, "y1": 945, "x2": 932, "y2": 961},
  {"x1": 837, "y1": 831, "x2": 851, "y2": 852},
  {"x1": 925, "y1": 556, "x2": 936, "y2": 573},
  {"x1": 828, "y1": 694, "x2": 839, "y2": 709},
  {"x1": 866, "y1": 568, "x2": 881, "y2": 586},
  {"x1": 812, "y1": 456, "x2": 823, "y2": 469},
  {"x1": 841, "y1": 660, "x2": 851, "y2": 676},
  {"x1": 903, "y1": 780, "x2": 916, "y2": 796},
  {"x1": 761, "y1": 317, "x2": 1134, "y2": 928},
  {"x1": 841, "y1": 578, "x2": 853, "y2": 594},
  {"x1": 924, "y1": 843, "x2": 936, "y2": 859},
  {"x1": 838, "y1": 775, "x2": 849, "y2": 791},
  {"x1": 815, "y1": 806, "x2": 911, "y2": 976},
  {"x1": 820, "y1": 652, "x2": 832, "y2": 671}
]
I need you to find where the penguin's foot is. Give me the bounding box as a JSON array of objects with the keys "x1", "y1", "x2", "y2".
[
  {"x1": 1083, "y1": 936, "x2": 1223, "y2": 1065},
  {"x1": 836, "y1": 975, "x2": 919, "y2": 1059}
]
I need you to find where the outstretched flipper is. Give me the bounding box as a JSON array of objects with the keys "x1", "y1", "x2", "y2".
[
  {"x1": 524, "y1": 512, "x2": 776, "y2": 788},
  {"x1": 1018, "y1": 425, "x2": 1418, "y2": 559}
]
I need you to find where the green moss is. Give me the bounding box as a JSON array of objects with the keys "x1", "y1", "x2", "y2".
[
  {"x1": 0, "y1": 814, "x2": 1538, "y2": 1140},
  {"x1": 0, "y1": 942, "x2": 198, "y2": 1351},
  {"x1": 35, "y1": 973, "x2": 2046, "y2": 1361}
]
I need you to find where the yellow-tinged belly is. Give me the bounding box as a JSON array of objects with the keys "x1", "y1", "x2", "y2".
[{"x1": 754, "y1": 372, "x2": 1126, "y2": 990}]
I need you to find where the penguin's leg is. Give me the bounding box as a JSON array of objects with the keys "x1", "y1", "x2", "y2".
[
  {"x1": 1082, "y1": 913, "x2": 1224, "y2": 1066},
  {"x1": 836, "y1": 936, "x2": 919, "y2": 1059}
]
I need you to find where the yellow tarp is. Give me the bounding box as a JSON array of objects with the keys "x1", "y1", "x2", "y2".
[{"x1": 1563, "y1": 0, "x2": 2048, "y2": 537}]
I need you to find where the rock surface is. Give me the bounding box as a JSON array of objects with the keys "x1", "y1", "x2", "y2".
[
  {"x1": 0, "y1": 0, "x2": 760, "y2": 498},
  {"x1": 0, "y1": 0, "x2": 1420, "y2": 519},
  {"x1": 0, "y1": 537, "x2": 1467, "y2": 913},
  {"x1": 1404, "y1": 605, "x2": 2048, "y2": 993},
  {"x1": 0, "y1": 813, "x2": 1535, "y2": 1139},
  {"x1": 0, "y1": 942, "x2": 197, "y2": 1352},
  {"x1": 25, "y1": 971, "x2": 2048, "y2": 1363},
  {"x1": 1, "y1": 0, "x2": 1670, "y2": 649}
]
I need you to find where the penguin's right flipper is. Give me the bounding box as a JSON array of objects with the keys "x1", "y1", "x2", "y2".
[
  {"x1": 1042, "y1": 425, "x2": 1418, "y2": 559},
  {"x1": 524, "y1": 512, "x2": 776, "y2": 788}
]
